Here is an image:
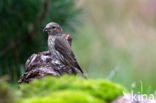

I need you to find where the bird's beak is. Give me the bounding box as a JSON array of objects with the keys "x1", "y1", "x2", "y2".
[{"x1": 43, "y1": 27, "x2": 49, "y2": 32}]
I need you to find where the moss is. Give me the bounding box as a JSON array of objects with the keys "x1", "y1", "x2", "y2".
[
  {"x1": 19, "y1": 75, "x2": 125, "y2": 103},
  {"x1": 21, "y1": 91, "x2": 103, "y2": 103},
  {"x1": 0, "y1": 77, "x2": 16, "y2": 103},
  {"x1": 0, "y1": 76, "x2": 125, "y2": 103}
]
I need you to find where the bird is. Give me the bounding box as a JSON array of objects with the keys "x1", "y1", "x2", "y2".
[
  {"x1": 43, "y1": 22, "x2": 85, "y2": 77},
  {"x1": 18, "y1": 22, "x2": 85, "y2": 84}
]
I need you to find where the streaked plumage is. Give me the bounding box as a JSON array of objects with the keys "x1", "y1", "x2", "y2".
[{"x1": 45, "y1": 22, "x2": 85, "y2": 77}]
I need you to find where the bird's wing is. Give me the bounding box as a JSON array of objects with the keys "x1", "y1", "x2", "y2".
[{"x1": 54, "y1": 36, "x2": 84, "y2": 76}]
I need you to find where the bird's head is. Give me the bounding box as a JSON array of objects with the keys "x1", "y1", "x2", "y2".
[{"x1": 43, "y1": 22, "x2": 63, "y2": 35}]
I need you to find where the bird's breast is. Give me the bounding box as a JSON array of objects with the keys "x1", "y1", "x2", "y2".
[
  {"x1": 48, "y1": 36, "x2": 56, "y2": 52},
  {"x1": 48, "y1": 36, "x2": 64, "y2": 62}
]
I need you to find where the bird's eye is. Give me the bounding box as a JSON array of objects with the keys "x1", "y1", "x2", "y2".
[{"x1": 52, "y1": 26, "x2": 56, "y2": 29}]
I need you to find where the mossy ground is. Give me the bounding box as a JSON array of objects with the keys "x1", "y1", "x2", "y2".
[
  {"x1": 18, "y1": 75, "x2": 125, "y2": 103},
  {"x1": 0, "y1": 75, "x2": 125, "y2": 103}
]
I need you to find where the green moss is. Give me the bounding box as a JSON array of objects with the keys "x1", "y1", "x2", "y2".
[
  {"x1": 21, "y1": 91, "x2": 103, "y2": 103},
  {"x1": 0, "y1": 76, "x2": 125, "y2": 103},
  {"x1": 19, "y1": 75, "x2": 125, "y2": 103}
]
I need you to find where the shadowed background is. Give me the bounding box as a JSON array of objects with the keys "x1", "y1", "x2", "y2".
[{"x1": 0, "y1": 0, "x2": 156, "y2": 92}]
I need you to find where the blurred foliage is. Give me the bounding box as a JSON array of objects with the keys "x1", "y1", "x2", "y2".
[
  {"x1": 18, "y1": 75, "x2": 125, "y2": 103},
  {"x1": 0, "y1": 0, "x2": 81, "y2": 83},
  {"x1": 0, "y1": 77, "x2": 16, "y2": 103},
  {"x1": 72, "y1": 0, "x2": 156, "y2": 91}
]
